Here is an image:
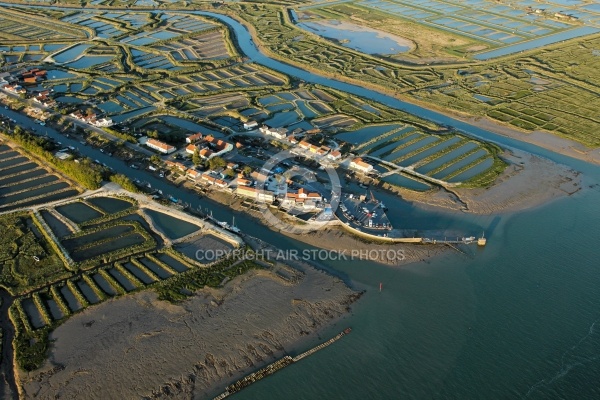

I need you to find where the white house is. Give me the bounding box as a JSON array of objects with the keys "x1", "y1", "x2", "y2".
[
  {"x1": 204, "y1": 136, "x2": 233, "y2": 159},
  {"x1": 186, "y1": 133, "x2": 203, "y2": 143},
  {"x1": 92, "y1": 117, "x2": 113, "y2": 127},
  {"x1": 147, "y1": 138, "x2": 176, "y2": 154},
  {"x1": 350, "y1": 157, "x2": 373, "y2": 173},
  {"x1": 236, "y1": 186, "x2": 275, "y2": 203},
  {"x1": 327, "y1": 150, "x2": 342, "y2": 161},
  {"x1": 186, "y1": 169, "x2": 202, "y2": 181},
  {"x1": 243, "y1": 120, "x2": 259, "y2": 130},
  {"x1": 259, "y1": 125, "x2": 288, "y2": 140},
  {"x1": 285, "y1": 188, "x2": 322, "y2": 203}
]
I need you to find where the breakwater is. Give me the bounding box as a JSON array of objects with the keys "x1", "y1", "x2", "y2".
[{"x1": 213, "y1": 328, "x2": 351, "y2": 399}]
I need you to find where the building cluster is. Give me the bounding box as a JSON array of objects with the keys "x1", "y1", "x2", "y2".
[
  {"x1": 184, "y1": 133, "x2": 234, "y2": 160},
  {"x1": 554, "y1": 12, "x2": 578, "y2": 20},
  {"x1": 234, "y1": 170, "x2": 323, "y2": 209},
  {"x1": 23, "y1": 106, "x2": 51, "y2": 121},
  {"x1": 70, "y1": 110, "x2": 114, "y2": 128},
  {"x1": 1, "y1": 68, "x2": 48, "y2": 94},
  {"x1": 162, "y1": 145, "x2": 325, "y2": 210},
  {"x1": 256, "y1": 124, "x2": 344, "y2": 164},
  {"x1": 157, "y1": 123, "x2": 372, "y2": 210},
  {"x1": 2, "y1": 83, "x2": 26, "y2": 94},
  {"x1": 259, "y1": 125, "x2": 288, "y2": 140},
  {"x1": 32, "y1": 90, "x2": 56, "y2": 108},
  {"x1": 524, "y1": 6, "x2": 578, "y2": 20}
]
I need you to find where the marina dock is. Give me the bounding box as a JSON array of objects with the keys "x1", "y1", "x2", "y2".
[{"x1": 213, "y1": 328, "x2": 352, "y2": 399}]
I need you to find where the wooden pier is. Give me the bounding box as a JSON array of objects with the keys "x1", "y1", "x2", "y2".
[{"x1": 213, "y1": 328, "x2": 351, "y2": 399}]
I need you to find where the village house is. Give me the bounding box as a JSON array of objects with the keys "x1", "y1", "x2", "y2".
[
  {"x1": 19, "y1": 69, "x2": 46, "y2": 85},
  {"x1": 243, "y1": 120, "x2": 259, "y2": 130},
  {"x1": 200, "y1": 172, "x2": 228, "y2": 188},
  {"x1": 186, "y1": 133, "x2": 203, "y2": 143},
  {"x1": 259, "y1": 125, "x2": 288, "y2": 140},
  {"x1": 203, "y1": 135, "x2": 233, "y2": 158},
  {"x1": 309, "y1": 143, "x2": 321, "y2": 154},
  {"x1": 298, "y1": 140, "x2": 311, "y2": 151},
  {"x1": 250, "y1": 171, "x2": 269, "y2": 183},
  {"x1": 236, "y1": 186, "x2": 275, "y2": 203},
  {"x1": 236, "y1": 175, "x2": 252, "y2": 187},
  {"x1": 146, "y1": 138, "x2": 176, "y2": 154},
  {"x1": 186, "y1": 169, "x2": 202, "y2": 181},
  {"x1": 199, "y1": 148, "x2": 213, "y2": 159},
  {"x1": 70, "y1": 110, "x2": 92, "y2": 122},
  {"x1": 281, "y1": 188, "x2": 323, "y2": 209},
  {"x1": 23, "y1": 76, "x2": 37, "y2": 85},
  {"x1": 24, "y1": 68, "x2": 47, "y2": 79},
  {"x1": 3, "y1": 84, "x2": 26, "y2": 94},
  {"x1": 33, "y1": 92, "x2": 56, "y2": 107},
  {"x1": 185, "y1": 144, "x2": 198, "y2": 155},
  {"x1": 69, "y1": 110, "x2": 113, "y2": 127},
  {"x1": 165, "y1": 160, "x2": 187, "y2": 172},
  {"x1": 317, "y1": 146, "x2": 330, "y2": 156},
  {"x1": 327, "y1": 150, "x2": 342, "y2": 161},
  {"x1": 350, "y1": 157, "x2": 374, "y2": 173},
  {"x1": 93, "y1": 117, "x2": 114, "y2": 127},
  {"x1": 286, "y1": 188, "x2": 322, "y2": 202}
]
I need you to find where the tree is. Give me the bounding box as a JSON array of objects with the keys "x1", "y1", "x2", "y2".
[
  {"x1": 150, "y1": 155, "x2": 162, "y2": 165},
  {"x1": 223, "y1": 168, "x2": 235, "y2": 178},
  {"x1": 192, "y1": 148, "x2": 201, "y2": 166},
  {"x1": 242, "y1": 165, "x2": 253, "y2": 175},
  {"x1": 109, "y1": 174, "x2": 138, "y2": 193},
  {"x1": 208, "y1": 156, "x2": 226, "y2": 170}
]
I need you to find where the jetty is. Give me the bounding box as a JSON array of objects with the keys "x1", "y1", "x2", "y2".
[
  {"x1": 213, "y1": 328, "x2": 352, "y2": 399},
  {"x1": 422, "y1": 236, "x2": 476, "y2": 245}
]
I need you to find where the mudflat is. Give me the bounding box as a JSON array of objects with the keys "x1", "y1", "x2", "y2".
[{"x1": 19, "y1": 265, "x2": 359, "y2": 399}]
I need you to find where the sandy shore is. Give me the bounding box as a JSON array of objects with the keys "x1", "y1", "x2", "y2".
[
  {"x1": 453, "y1": 149, "x2": 582, "y2": 214},
  {"x1": 19, "y1": 263, "x2": 359, "y2": 400},
  {"x1": 464, "y1": 116, "x2": 600, "y2": 166},
  {"x1": 386, "y1": 149, "x2": 582, "y2": 214}
]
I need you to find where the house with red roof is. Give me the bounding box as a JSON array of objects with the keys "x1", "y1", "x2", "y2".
[{"x1": 147, "y1": 138, "x2": 176, "y2": 154}]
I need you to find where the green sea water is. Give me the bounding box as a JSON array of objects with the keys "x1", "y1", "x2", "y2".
[{"x1": 233, "y1": 174, "x2": 600, "y2": 399}]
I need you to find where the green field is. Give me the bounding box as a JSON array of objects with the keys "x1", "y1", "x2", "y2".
[{"x1": 217, "y1": 2, "x2": 600, "y2": 147}]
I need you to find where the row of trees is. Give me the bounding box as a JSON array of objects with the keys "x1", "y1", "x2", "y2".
[
  {"x1": 7, "y1": 127, "x2": 102, "y2": 190},
  {"x1": 109, "y1": 174, "x2": 138, "y2": 192},
  {"x1": 4, "y1": 128, "x2": 141, "y2": 192}
]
